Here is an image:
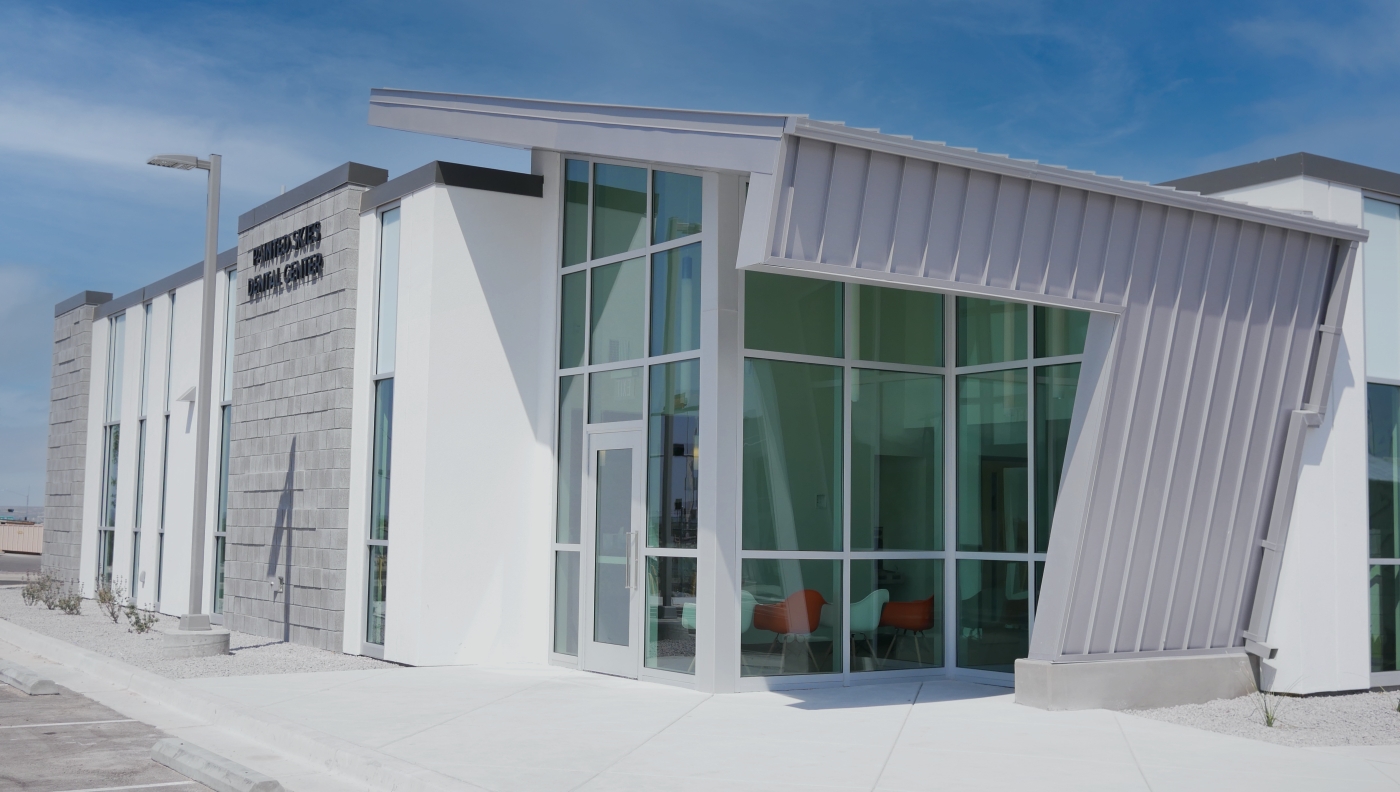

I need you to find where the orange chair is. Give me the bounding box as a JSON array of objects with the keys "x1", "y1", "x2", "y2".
[
  {"x1": 752, "y1": 589, "x2": 828, "y2": 670},
  {"x1": 880, "y1": 595, "x2": 935, "y2": 663}
]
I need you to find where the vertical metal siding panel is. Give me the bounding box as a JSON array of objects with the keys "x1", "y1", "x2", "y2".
[
  {"x1": 986, "y1": 177, "x2": 1031, "y2": 289},
  {"x1": 771, "y1": 137, "x2": 802, "y2": 259},
  {"x1": 1060, "y1": 202, "x2": 1168, "y2": 656},
  {"x1": 820, "y1": 145, "x2": 871, "y2": 266},
  {"x1": 888, "y1": 159, "x2": 936, "y2": 276},
  {"x1": 854, "y1": 151, "x2": 904, "y2": 270},
  {"x1": 784, "y1": 138, "x2": 836, "y2": 262},
  {"x1": 1085, "y1": 207, "x2": 1193, "y2": 654},
  {"x1": 1072, "y1": 193, "x2": 1116, "y2": 303},
  {"x1": 1137, "y1": 218, "x2": 1241, "y2": 651},
  {"x1": 1100, "y1": 200, "x2": 1143, "y2": 307},
  {"x1": 1013, "y1": 182, "x2": 1060, "y2": 292},
  {"x1": 923, "y1": 166, "x2": 970, "y2": 280},
  {"x1": 1043, "y1": 188, "x2": 1089, "y2": 297},
  {"x1": 952, "y1": 170, "x2": 1000, "y2": 284}
]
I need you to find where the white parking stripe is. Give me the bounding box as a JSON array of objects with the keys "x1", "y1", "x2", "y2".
[
  {"x1": 47, "y1": 782, "x2": 194, "y2": 792},
  {"x1": 0, "y1": 718, "x2": 137, "y2": 729}
]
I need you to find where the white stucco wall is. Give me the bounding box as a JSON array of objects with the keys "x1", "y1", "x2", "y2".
[
  {"x1": 1214, "y1": 177, "x2": 1371, "y2": 693},
  {"x1": 347, "y1": 170, "x2": 555, "y2": 666}
]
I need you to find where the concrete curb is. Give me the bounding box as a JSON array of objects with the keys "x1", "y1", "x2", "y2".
[
  {"x1": 153, "y1": 738, "x2": 284, "y2": 792},
  {"x1": 0, "y1": 660, "x2": 58, "y2": 695},
  {"x1": 0, "y1": 617, "x2": 490, "y2": 792}
]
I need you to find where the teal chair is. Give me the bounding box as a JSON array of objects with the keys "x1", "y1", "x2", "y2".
[{"x1": 850, "y1": 589, "x2": 889, "y2": 663}]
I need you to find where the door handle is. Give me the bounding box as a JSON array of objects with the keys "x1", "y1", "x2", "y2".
[{"x1": 625, "y1": 530, "x2": 637, "y2": 590}]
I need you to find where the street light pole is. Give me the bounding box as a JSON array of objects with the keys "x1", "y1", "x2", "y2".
[{"x1": 147, "y1": 153, "x2": 220, "y2": 631}]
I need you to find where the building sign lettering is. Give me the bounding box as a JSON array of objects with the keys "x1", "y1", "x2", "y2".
[{"x1": 248, "y1": 220, "x2": 325, "y2": 299}]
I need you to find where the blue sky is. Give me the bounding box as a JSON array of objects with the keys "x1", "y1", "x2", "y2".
[{"x1": 2, "y1": 0, "x2": 1398, "y2": 507}]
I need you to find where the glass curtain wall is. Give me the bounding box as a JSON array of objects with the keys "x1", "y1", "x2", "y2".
[
  {"x1": 99, "y1": 312, "x2": 127, "y2": 588},
  {"x1": 133, "y1": 302, "x2": 151, "y2": 602},
  {"x1": 156, "y1": 292, "x2": 175, "y2": 605},
  {"x1": 1366, "y1": 197, "x2": 1400, "y2": 676},
  {"x1": 213, "y1": 270, "x2": 236, "y2": 614},
  {"x1": 554, "y1": 157, "x2": 704, "y2": 674},
  {"x1": 741, "y1": 270, "x2": 1087, "y2": 679},
  {"x1": 366, "y1": 206, "x2": 401, "y2": 647}
]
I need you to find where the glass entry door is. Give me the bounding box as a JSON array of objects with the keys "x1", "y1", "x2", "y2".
[{"x1": 581, "y1": 429, "x2": 644, "y2": 677}]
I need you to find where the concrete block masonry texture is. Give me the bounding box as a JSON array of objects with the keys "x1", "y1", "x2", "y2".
[
  {"x1": 151, "y1": 738, "x2": 283, "y2": 792},
  {"x1": 43, "y1": 303, "x2": 98, "y2": 582},
  {"x1": 223, "y1": 182, "x2": 368, "y2": 650}
]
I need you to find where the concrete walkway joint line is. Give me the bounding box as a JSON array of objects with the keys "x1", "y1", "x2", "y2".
[{"x1": 152, "y1": 737, "x2": 283, "y2": 792}]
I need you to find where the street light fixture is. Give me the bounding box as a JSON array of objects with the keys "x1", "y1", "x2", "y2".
[{"x1": 148, "y1": 151, "x2": 221, "y2": 632}]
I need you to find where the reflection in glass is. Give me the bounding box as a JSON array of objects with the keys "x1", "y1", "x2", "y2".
[
  {"x1": 742, "y1": 359, "x2": 843, "y2": 552},
  {"x1": 213, "y1": 536, "x2": 226, "y2": 614},
  {"x1": 106, "y1": 314, "x2": 126, "y2": 422},
  {"x1": 741, "y1": 558, "x2": 840, "y2": 676},
  {"x1": 223, "y1": 269, "x2": 237, "y2": 402},
  {"x1": 102, "y1": 425, "x2": 120, "y2": 528},
  {"x1": 853, "y1": 285, "x2": 943, "y2": 367},
  {"x1": 652, "y1": 170, "x2": 703, "y2": 244},
  {"x1": 590, "y1": 368, "x2": 644, "y2": 423},
  {"x1": 97, "y1": 530, "x2": 114, "y2": 587},
  {"x1": 744, "y1": 271, "x2": 843, "y2": 358},
  {"x1": 563, "y1": 159, "x2": 589, "y2": 267},
  {"x1": 1035, "y1": 364, "x2": 1080, "y2": 552},
  {"x1": 367, "y1": 545, "x2": 387, "y2": 645},
  {"x1": 1375, "y1": 565, "x2": 1400, "y2": 672},
  {"x1": 957, "y1": 370, "x2": 1028, "y2": 553},
  {"x1": 646, "y1": 556, "x2": 697, "y2": 674},
  {"x1": 957, "y1": 560, "x2": 1029, "y2": 673},
  {"x1": 555, "y1": 551, "x2": 580, "y2": 655},
  {"x1": 557, "y1": 376, "x2": 585, "y2": 543},
  {"x1": 851, "y1": 558, "x2": 943, "y2": 671},
  {"x1": 376, "y1": 208, "x2": 401, "y2": 376},
  {"x1": 851, "y1": 369, "x2": 942, "y2": 551},
  {"x1": 370, "y1": 379, "x2": 394, "y2": 541},
  {"x1": 594, "y1": 448, "x2": 633, "y2": 647},
  {"x1": 648, "y1": 361, "x2": 699, "y2": 548},
  {"x1": 956, "y1": 297, "x2": 1026, "y2": 366},
  {"x1": 560, "y1": 271, "x2": 587, "y2": 368},
  {"x1": 651, "y1": 243, "x2": 701, "y2": 356},
  {"x1": 1035, "y1": 561, "x2": 1045, "y2": 608},
  {"x1": 1371, "y1": 383, "x2": 1400, "y2": 559},
  {"x1": 591, "y1": 257, "x2": 645, "y2": 364},
  {"x1": 593, "y1": 163, "x2": 647, "y2": 259},
  {"x1": 1034, "y1": 306, "x2": 1090, "y2": 358},
  {"x1": 1364, "y1": 198, "x2": 1400, "y2": 380},
  {"x1": 134, "y1": 420, "x2": 146, "y2": 529},
  {"x1": 216, "y1": 406, "x2": 232, "y2": 533}
]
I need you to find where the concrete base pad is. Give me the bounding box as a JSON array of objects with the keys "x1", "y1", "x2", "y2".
[
  {"x1": 1015, "y1": 654, "x2": 1254, "y2": 710},
  {"x1": 159, "y1": 626, "x2": 230, "y2": 658}
]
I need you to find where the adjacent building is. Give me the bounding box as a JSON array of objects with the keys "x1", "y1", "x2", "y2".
[{"x1": 45, "y1": 93, "x2": 1387, "y2": 708}]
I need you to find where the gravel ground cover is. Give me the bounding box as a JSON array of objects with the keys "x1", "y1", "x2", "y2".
[
  {"x1": 0, "y1": 586, "x2": 396, "y2": 679},
  {"x1": 1131, "y1": 690, "x2": 1400, "y2": 747}
]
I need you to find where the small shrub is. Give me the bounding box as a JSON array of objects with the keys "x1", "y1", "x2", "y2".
[
  {"x1": 38, "y1": 574, "x2": 64, "y2": 610},
  {"x1": 95, "y1": 577, "x2": 126, "y2": 624},
  {"x1": 124, "y1": 602, "x2": 160, "y2": 634},
  {"x1": 57, "y1": 581, "x2": 82, "y2": 615},
  {"x1": 20, "y1": 573, "x2": 53, "y2": 607}
]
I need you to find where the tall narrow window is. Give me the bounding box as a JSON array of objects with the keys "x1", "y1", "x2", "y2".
[
  {"x1": 133, "y1": 302, "x2": 152, "y2": 599},
  {"x1": 367, "y1": 207, "x2": 400, "y2": 647},
  {"x1": 213, "y1": 270, "x2": 236, "y2": 615},
  {"x1": 157, "y1": 292, "x2": 175, "y2": 604},
  {"x1": 1367, "y1": 198, "x2": 1400, "y2": 677},
  {"x1": 99, "y1": 313, "x2": 126, "y2": 588}
]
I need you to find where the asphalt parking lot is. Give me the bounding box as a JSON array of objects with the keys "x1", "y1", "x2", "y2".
[
  {"x1": 0, "y1": 680, "x2": 210, "y2": 792},
  {"x1": 0, "y1": 552, "x2": 41, "y2": 587}
]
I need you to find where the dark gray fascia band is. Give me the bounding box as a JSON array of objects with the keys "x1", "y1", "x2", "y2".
[
  {"x1": 54, "y1": 291, "x2": 113, "y2": 317},
  {"x1": 91, "y1": 247, "x2": 238, "y2": 320},
  {"x1": 239, "y1": 162, "x2": 389, "y2": 233},
  {"x1": 360, "y1": 160, "x2": 544, "y2": 213},
  {"x1": 1163, "y1": 152, "x2": 1400, "y2": 199}
]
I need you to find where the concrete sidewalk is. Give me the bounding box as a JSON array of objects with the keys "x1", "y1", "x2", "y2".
[{"x1": 2, "y1": 617, "x2": 1399, "y2": 792}]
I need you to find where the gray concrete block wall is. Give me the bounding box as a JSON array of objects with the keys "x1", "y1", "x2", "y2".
[
  {"x1": 44, "y1": 304, "x2": 99, "y2": 581},
  {"x1": 225, "y1": 184, "x2": 368, "y2": 651}
]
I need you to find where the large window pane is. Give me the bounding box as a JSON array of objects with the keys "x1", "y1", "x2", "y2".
[
  {"x1": 563, "y1": 159, "x2": 589, "y2": 267},
  {"x1": 559, "y1": 271, "x2": 587, "y2": 369},
  {"x1": 557, "y1": 376, "x2": 585, "y2": 544},
  {"x1": 851, "y1": 369, "x2": 942, "y2": 551},
  {"x1": 956, "y1": 297, "x2": 1026, "y2": 366},
  {"x1": 1364, "y1": 199, "x2": 1400, "y2": 380},
  {"x1": 853, "y1": 285, "x2": 943, "y2": 367},
  {"x1": 851, "y1": 558, "x2": 943, "y2": 671},
  {"x1": 591, "y1": 257, "x2": 645, "y2": 364},
  {"x1": 370, "y1": 379, "x2": 394, "y2": 542},
  {"x1": 377, "y1": 208, "x2": 401, "y2": 376},
  {"x1": 744, "y1": 271, "x2": 843, "y2": 358},
  {"x1": 217, "y1": 406, "x2": 232, "y2": 533},
  {"x1": 646, "y1": 556, "x2": 697, "y2": 674},
  {"x1": 134, "y1": 420, "x2": 146, "y2": 529},
  {"x1": 590, "y1": 367, "x2": 644, "y2": 423},
  {"x1": 106, "y1": 314, "x2": 126, "y2": 422},
  {"x1": 1374, "y1": 565, "x2": 1400, "y2": 672},
  {"x1": 593, "y1": 163, "x2": 647, "y2": 259},
  {"x1": 1371, "y1": 383, "x2": 1400, "y2": 559},
  {"x1": 1034, "y1": 306, "x2": 1090, "y2": 358},
  {"x1": 742, "y1": 359, "x2": 843, "y2": 552},
  {"x1": 957, "y1": 370, "x2": 1028, "y2": 553},
  {"x1": 223, "y1": 269, "x2": 237, "y2": 402},
  {"x1": 651, "y1": 243, "x2": 701, "y2": 356},
  {"x1": 554, "y1": 550, "x2": 580, "y2": 656},
  {"x1": 1035, "y1": 364, "x2": 1080, "y2": 552},
  {"x1": 594, "y1": 448, "x2": 633, "y2": 647},
  {"x1": 740, "y1": 558, "x2": 840, "y2": 676},
  {"x1": 102, "y1": 425, "x2": 120, "y2": 528},
  {"x1": 366, "y1": 545, "x2": 388, "y2": 645},
  {"x1": 213, "y1": 536, "x2": 226, "y2": 614},
  {"x1": 957, "y1": 559, "x2": 1029, "y2": 673},
  {"x1": 653, "y1": 170, "x2": 702, "y2": 244},
  {"x1": 648, "y1": 361, "x2": 699, "y2": 548}
]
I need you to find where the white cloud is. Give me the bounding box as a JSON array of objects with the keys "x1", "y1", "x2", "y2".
[{"x1": 1233, "y1": 1, "x2": 1400, "y2": 75}]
